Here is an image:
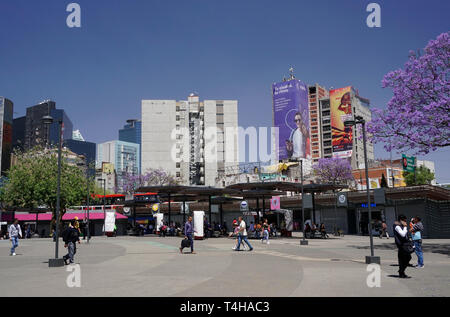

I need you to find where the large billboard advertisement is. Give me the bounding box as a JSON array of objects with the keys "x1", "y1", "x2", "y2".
[
  {"x1": 330, "y1": 86, "x2": 353, "y2": 158},
  {"x1": 273, "y1": 79, "x2": 310, "y2": 160}
]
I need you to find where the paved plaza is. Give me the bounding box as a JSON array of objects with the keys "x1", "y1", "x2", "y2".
[{"x1": 0, "y1": 234, "x2": 449, "y2": 297}]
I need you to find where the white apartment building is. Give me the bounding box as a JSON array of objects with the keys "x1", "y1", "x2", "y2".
[{"x1": 141, "y1": 93, "x2": 239, "y2": 187}]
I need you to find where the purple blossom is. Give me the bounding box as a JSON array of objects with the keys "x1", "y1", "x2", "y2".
[
  {"x1": 312, "y1": 158, "x2": 354, "y2": 185},
  {"x1": 367, "y1": 32, "x2": 450, "y2": 155}
]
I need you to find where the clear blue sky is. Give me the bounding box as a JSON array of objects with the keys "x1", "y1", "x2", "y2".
[{"x1": 0, "y1": 0, "x2": 449, "y2": 182}]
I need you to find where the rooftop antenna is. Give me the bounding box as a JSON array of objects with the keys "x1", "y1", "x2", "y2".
[{"x1": 289, "y1": 66, "x2": 295, "y2": 80}]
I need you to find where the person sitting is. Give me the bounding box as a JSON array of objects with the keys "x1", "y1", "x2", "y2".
[{"x1": 320, "y1": 223, "x2": 327, "y2": 238}]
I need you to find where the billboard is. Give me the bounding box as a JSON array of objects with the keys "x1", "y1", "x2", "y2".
[
  {"x1": 330, "y1": 86, "x2": 353, "y2": 158},
  {"x1": 273, "y1": 79, "x2": 310, "y2": 160}
]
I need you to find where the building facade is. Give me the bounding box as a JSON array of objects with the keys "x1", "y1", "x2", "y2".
[
  {"x1": 119, "y1": 119, "x2": 142, "y2": 173},
  {"x1": 64, "y1": 139, "x2": 96, "y2": 175},
  {"x1": 141, "y1": 93, "x2": 239, "y2": 186},
  {"x1": 308, "y1": 84, "x2": 329, "y2": 164},
  {"x1": 0, "y1": 97, "x2": 14, "y2": 175},
  {"x1": 319, "y1": 87, "x2": 374, "y2": 169},
  {"x1": 22, "y1": 101, "x2": 73, "y2": 150},
  {"x1": 96, "y1": 140, "x2": 140, "y2": 192}
]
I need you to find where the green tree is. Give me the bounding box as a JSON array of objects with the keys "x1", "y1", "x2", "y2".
[
  {"x1": 0, "y1": 146, "x2": 87, "y2": 228},
  {"x1": 403, "y1": 166, "x2": 435, "y2": 186}
]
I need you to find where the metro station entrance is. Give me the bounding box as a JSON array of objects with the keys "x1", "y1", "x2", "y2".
[{"x1": 357, "y1": 208, "x2": 383, "y2": 235}]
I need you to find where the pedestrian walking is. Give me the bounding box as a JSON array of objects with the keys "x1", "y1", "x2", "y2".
[
  {"x1": 180, "y1": 216, "x2": 196, "y2": 254},
  {"x1": 261, "y1": 218, "x2": 270, "y2": 244},
  {"x1": 8, "y1": 219, "x2": 22, "y2": 256},
  {"x1": 379, "y1": 221, "x2": 389, "y2": 239},
  {"x1": 231, "y1": 219, "x2": 247, "y2": 250},
  {"x1": 235, "y1": 216, "x2": 253, "y2": 251},
  {"x1": 411, "y1": 216, "x2": 424, "y2": 268},
  {"x1": 62, "y1": 221, "x2": 81, "y2": 265},
  {"x1": 394, "y1": 215, "x2": 414, "y2": 278}
]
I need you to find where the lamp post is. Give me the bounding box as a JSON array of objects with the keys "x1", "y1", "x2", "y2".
[
  {"x1": 77, "y1": 158, "x2": 90, "y2": 243},
  {"x1": 98, "y1": 178, "x2": 106, "y2": 235},
  {"x1": 344, "y1": 116, "x2": 380, "y2": 264},
  {"x1": 42, "y1": 115, "x2": 65, "y2": 267},
  {"x1": 300, "y1": 159, "x2": 308, "y2": 245}
]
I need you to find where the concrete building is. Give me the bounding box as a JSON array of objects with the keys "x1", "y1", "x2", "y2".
[
  {"x1": 119, "y1": 119, "x2": 142, "y2": 173},
  {"x1": 308, "y1": 84, "x2": 329, "y2": 164},
  {"x1": 0, "y1": 97, "x2": 14, "y2": 175},
  {"x1": 96, "y1": 140, "x2": 140, "y2": 192},
  {"x1": 141, "y1": 93, "x2": 239, "y2": 186},
  {"x1": 95, "y1": 162, "x2": 117, "y2": 194},
  {"x1": 319, "y1": 87, "x2": 374, "y2": 169}
]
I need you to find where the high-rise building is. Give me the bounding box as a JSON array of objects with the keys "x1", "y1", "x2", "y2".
[
  {"x1": 72, "y1": 129, "x2": 85, "y2": 141},
  {"x1": 141, "y1": 93, "x2": 239, "y2": 186},
  {"x1": 23, "y1": 101, "x2": 73, "y2": 150},
  {"x1": 64, "y1": 139, "x2": 96, "y2": 175},
  {"x1": 0, "y1": 97, "x2": 14, "y2": 175},
  {"x1": 96, "y1": 140, "x2": 140, "y2": 192},
  {"x1": 119, "y1": 119, "x2": 142, "y2": 173},
  {"x1": 319, "y1": 87, "x2": 374, "y2": 169},
  {"x1": 12, "y1": 116, "x2": 26, "y2": 151},
  {"x1": 308, "y1": 84, "x2": 329, "y2": 163}
]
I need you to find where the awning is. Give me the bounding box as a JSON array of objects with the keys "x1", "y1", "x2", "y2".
[{"x1": 14, "y1": 212, "x2": 128, "y2": 221}]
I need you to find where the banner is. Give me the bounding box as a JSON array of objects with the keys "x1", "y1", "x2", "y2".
[
  {"x1": 330, "y1": 86, "x2": 353, "y2": 158},
  {"x1": 273, "y1": 79, "x2": 310, "y2": 160}
]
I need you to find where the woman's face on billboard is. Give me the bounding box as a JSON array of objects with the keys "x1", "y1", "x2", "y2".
[{"x1": 294, "y1": 114, "x2": 302, "y2": 129}]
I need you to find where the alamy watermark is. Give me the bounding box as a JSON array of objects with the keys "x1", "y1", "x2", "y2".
[
  {"x1": 66, "y1": 3, "x2": 81, "y2": 28},
  {"x1": 66, "y1": 264, "x2": 81, "y2": 288},
  {"x1": 366, "y1": 3, "x2": 381, "y2": 28},
  {"x1": 366, "y1": 264, "x2": 381, "y2": 288}
]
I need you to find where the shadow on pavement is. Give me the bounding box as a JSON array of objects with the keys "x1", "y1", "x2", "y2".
[{"x1": 348, "y1": 243, "x2": 450, "y2": 256}]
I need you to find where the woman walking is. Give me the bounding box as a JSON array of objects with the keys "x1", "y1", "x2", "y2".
[{"x1": 261, "y1": 219, "x2": 270, "y2": 244}]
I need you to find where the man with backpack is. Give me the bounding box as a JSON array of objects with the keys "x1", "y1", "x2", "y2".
[
  {"x1": 180, "y1": 216, "x2": 196, "y2": 254},
  {"x1": 62, "y1": 221, "x2": 80, "y2": 265}
]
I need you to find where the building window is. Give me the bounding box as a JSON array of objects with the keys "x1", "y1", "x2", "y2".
[
  {"x1": 322, "y1": 110, "x2": 330, "y2": 116},
  {"x1": 176, "y1": 163, "x2": 180, "y2": 168},
  {"x1": 176, "y1": 172, "x2": 181, "y2": 177},
  {"x1": 323, "y1": 126, "x2": 331, "y2": 131},
  {"x1": 176, "y1": 115, "x2": 180, "y2": 121}
]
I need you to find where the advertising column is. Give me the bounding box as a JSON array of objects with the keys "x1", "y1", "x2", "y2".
[{"x1": 330, "y1": 87, "x2": 353, "y2": 159}]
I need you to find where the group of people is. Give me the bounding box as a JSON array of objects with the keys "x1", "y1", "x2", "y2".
[
  {"x1": 304, "y1": 222, "x2": 327, "y2": 238},
  {"x1": 248, "y1": 220, "x2": 277, "y2": 240},
  {"x1": 7, "y1": 218, "x2": 81, "y2": 265},
  {"x1": 394, "y1": 215, "x2": 424, "y2": 278}
]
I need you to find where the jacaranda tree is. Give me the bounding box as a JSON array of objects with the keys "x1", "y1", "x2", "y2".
[
  {"x1": 312, "y1": 158, "x2": 354, "y2": 185},
  {"x1": 119, "y1": 168, "x2": 178, "y2": 195},
  {"x1": 367, "y1": 32, "x2": 450, "y2": 154}
]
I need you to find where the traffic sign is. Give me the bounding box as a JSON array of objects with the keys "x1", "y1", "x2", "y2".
[{"x1": 402, "y1": 154, "x2": 416, "y2": 172}]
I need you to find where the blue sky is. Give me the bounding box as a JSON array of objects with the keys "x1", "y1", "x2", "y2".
[{"x1": 0, "y1": 0, "x2": 449, "y2": 182}]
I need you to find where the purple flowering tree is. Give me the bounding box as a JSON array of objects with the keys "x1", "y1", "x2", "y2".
[
  {"x1": 119, "y1": 168, "x2": 178, "y2": 195},
  {"x1": 367, "y1": 32, "x2": 450, "y2": 154},
  {"x1": 312, "y1": 158, "x2": 354, "y2": 185}
]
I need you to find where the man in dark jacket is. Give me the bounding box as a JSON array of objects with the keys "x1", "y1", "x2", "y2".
[
  {"x1": 393, "y1": 215, "x2": 412, "y2": 278},
  {"x1": 63, "y1": 221, "x2": 80, "y2": 265},
  {"x1": 180, "y1": 216, "x2": 195, "y2": 254}
]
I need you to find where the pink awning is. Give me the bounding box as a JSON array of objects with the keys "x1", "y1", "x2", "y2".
[{"x1": 14, "y1": 212, "x2": 128, "y2": 221}]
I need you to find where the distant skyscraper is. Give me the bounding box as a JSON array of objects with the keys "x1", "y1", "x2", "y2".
[
  {"x1": 72, "y1": 129, "x2": 85, "y2": 141},
  {"x1": 64, "y1": 139, "x2": 96, "y2": 175},
  {"x1": 96, "y1": 140, "x2": 140, "y2": 192},
  {"x1": 0, "y1": 97, "x2": 14, "y2": 175},
  {"x1": 12, "y1": 116, "x2": 26, "y2": 151},
  {"x1": 119, "y1": 119, "x2": 141, "y2": 173},
  {"x1": 23, "y1": 101, "x2": 73, "y2": 150}
]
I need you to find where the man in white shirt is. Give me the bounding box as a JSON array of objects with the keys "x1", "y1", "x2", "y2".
[
  {"x1": 8, "y1": 219, "x2": 22, "y2": 256},
  {"x1": 393, "y1": 215, "x2": 412, "y2": 278},
  {"x1": 235, "y1": 217, "x2": 253, "y2": 251}
]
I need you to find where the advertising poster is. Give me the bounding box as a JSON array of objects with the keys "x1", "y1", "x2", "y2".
[
  {"x1": 330, "y1": 86, "x2": 353, "y2": 158},
  {"x1": 273, "y1": 79, "x2": 310, "y2": 160}
]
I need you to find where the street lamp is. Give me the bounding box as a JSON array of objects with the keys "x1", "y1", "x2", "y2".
[
  {"x1": 77, "y1": 158, "x2": 91, "y2": 243},
  {"x1": 300, "y1": 159, "x2": 308, "y2": 245},
  {"x1": 97, "y1": 178, "x2": 106, "y2": 235},
  {"x1": 344, "y1": 116, "x2": 380, "y2": 264},
  {"x1": 42, "y1": 115, "x2": 65, "y2": 267}
]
